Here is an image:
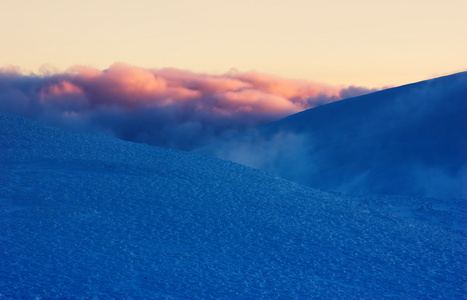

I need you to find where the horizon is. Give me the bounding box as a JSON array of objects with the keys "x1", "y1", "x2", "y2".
[
  {"x1": 1, "y1": 0, "x2": 466, "y2": 151},
  {"x1": 0, "y1": 65, "x2": 464, "y2": 151}
]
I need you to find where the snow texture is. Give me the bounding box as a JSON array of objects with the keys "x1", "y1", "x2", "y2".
[
  {"x1": 200, "y1": 72, "x2": 467, "y2": 198},
  {"x1": 0, "y1": 111, "x2": 466, "y2": 299}
]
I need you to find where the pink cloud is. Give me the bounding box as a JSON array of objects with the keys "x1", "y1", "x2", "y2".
[
  {"x1": 40, "y1": 81, "x2": 83, "y2": 98},
  {"x1": 0, "y1": 63, "x2": 377, "y2": 150},
  {"x1": 155, "y1": 68, "x2": 250, "y2": 93},
  {"x1": 233, "y1": 71, "x2": 341, "y2": 105},
  {"x1": 214, "y1": 89, "x2": 300, "y2": 114}
]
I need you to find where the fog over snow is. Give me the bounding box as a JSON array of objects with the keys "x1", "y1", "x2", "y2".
[
  {"x1": 1, "y1": 111, "x2": 465, "y2": 298},
  {"x1": 0, "y1": 63, "x2": 376, "y2": 150},
  {"x1": 200, "y1": 72, "x2": 467, "y2": 198}
]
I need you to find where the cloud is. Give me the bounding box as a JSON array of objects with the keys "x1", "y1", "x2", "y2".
[
  {"x1": 0, "y1": 63, "x2": 376, "y2": 150},
  {"x1": 339, "y1": 85, "x2": 379, "y2": 99}
]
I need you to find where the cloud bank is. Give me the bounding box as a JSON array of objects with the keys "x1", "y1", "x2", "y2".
[{"x1": 0, "y1": 63, "x2": 376, "y2": 150}]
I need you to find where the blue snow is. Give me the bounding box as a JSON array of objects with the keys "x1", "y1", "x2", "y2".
[{"x1": 0, "y1": 111, "x2": 465, "y2": 299}]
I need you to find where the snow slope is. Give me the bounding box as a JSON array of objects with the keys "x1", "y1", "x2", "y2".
[
  {"x1": 0, "y1": 112, "x2": 466, "y2": 298},
  {"x1": 199, "y1": 72, "x2": 467, "y2": 198}
]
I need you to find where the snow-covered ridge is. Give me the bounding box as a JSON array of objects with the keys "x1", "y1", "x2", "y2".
[
  {"x1": 0, "y1": 111, "x2": 465, "y2": 298},
  {"x1": 199, "y1": 72, "x2": 467, "y2": 198}
]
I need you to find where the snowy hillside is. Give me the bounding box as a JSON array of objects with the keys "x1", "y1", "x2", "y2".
[
  {"x1": 0, "y1": 112, "x2": 466, "y2": 298},
  {"x1": 200, "y1": 72, "x2": 467, "y2": 198}
]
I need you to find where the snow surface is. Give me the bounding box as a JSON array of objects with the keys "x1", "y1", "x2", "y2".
[
  {"x1": 0, "y1": 112, "x2": 466, "y2": 299},
  {"x1": 199, "y1": 72, "x2": 467, "y2": 198}
]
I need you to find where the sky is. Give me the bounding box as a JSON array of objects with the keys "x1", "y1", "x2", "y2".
[{"x1": 1, "y1": 0, "x2": 466, "y2": 87}]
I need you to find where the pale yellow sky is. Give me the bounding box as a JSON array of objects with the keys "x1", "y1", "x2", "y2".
[{"x1": 1, "y1": 0, "x2": 466, "y2": 87}]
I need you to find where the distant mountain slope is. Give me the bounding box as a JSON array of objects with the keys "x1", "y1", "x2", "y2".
[
  {"x1": 200, "y1": 72, "x2": 467, "y2": 198},
  {"x1": 0, "y1": 112, "x2": 465, "y2": 298}
]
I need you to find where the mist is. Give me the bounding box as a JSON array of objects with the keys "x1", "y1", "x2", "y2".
[{"x1": 200, "y1": 72, "x2": 467, "y2": 198}]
